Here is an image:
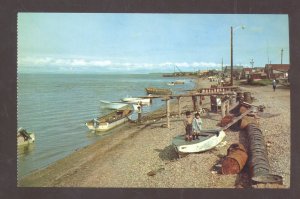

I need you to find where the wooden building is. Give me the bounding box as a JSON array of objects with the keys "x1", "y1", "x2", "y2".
[{"x1": 264, "y1": 64, "x2": 290, "y2": 79}]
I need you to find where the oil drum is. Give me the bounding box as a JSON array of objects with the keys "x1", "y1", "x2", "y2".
[
  {"x1": 222, "y1": 143, "x2": 248, "y2": 174},
  {"x1": 236, "y1": 92, "x2": 244, "y2": 102},
  {"x1": 244, "y1": 92, "x2": 252, "y2": 103}
]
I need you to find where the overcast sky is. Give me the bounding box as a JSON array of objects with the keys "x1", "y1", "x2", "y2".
[{"x1": 18, "y1": 13, "x2": 289, "y2": 74}]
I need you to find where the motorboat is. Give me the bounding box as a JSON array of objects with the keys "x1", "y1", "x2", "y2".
[{"x1": 17, "y1": 128, "x2": 35, "y2": 146}]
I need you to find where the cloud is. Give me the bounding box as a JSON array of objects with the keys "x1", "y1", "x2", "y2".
[{"x1": 18, "y1": 56, "x2": 225, "y2": 73}]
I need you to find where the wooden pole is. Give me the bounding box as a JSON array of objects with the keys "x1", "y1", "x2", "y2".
[
  {"x1": 166, "y1": 99, "x2": 170, "y2": 128},
  {"x1": 199, "y1": 95, "x2": 203, "y2": 106},
  {"x1": 177, "y1": 97, "x2": 181, "y2": 116},
  {"x1": 196, "y1": 96, "x2": 199, "y2": 111},
  {"x1": 192, "y1": 96, "x2": 198, "y2": 112},
  {"x1": 231, "y1": 26, "x2": 233, "y2": 86}
]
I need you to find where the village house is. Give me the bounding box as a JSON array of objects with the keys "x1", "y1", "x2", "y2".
[
  {"x1": 264, "y1": 64, "x2": 290, "y2": 79},
  {"x1": 241, "y1": 68, "x2": 253, "y2": 79},
  {"x1": 241, "y1": 67, "x2": 267, "y2": 80}
]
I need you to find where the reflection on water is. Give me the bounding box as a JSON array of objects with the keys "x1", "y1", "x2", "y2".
[{"x1": 18, "y1": 144, "x2": 35, "y2": 158}]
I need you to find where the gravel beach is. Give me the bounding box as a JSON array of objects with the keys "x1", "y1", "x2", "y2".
[{"x1": 19, "y1": 78, "x2": 290, "y2": 188}]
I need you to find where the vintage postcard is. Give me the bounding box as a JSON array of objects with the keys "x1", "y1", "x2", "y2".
[{"x1": 17, "y1": 13, "x2": 290, "y2": 188}]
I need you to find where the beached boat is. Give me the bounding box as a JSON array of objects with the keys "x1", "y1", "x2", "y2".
[
  {"x1": 145, "y1": 87, "x2": 172, "y2": 95},
  {"x1": 17, "y1": 128, "x2": 35, "y2": 146},
  {"x1": 86, "y1": 105, "x2": 133, "y2": 131},
  {"x1": 172, "y1": 129, "x2": 225, "y2": 157},
  {"x1": 121, "y1": 97, "x2": 151, "y2": 104}
]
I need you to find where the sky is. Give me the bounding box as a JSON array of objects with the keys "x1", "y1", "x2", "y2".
[{"x1": 18, "y1": 13, "x2": 289, "y2": 74}]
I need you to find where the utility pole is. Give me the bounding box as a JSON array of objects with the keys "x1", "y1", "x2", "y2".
[
  {"x1": 281, "y1": 48, "x2": 284, "y2": 64},
  {"x1": 250, "y1": 59, "x2": 254, "y2": 68},
  {"x1": 230, "y1": 26, "x2": 233, "y2": 86}
]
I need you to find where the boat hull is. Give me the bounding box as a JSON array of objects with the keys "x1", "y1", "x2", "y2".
[
  {"x1": 172, "y1": 130, "x2": 225, "y2": 154},
  {"x1": 100, "y1": 100, "x2": 128, "y2": 110},
  {"x1": 86, "y1": 105, "x2": 133, "y2": 132},
  {"x1": 121, "y1": 97, "x2": 150, "y2": 104},
  {"x1": 145, "y1": 87, "x2": 172, "y2": 95},
  {"x1": 86, "y1": 117, "x2": 129, "y2": 131}
]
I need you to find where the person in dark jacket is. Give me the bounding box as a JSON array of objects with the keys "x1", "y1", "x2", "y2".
[
  {"x1": 183, "y1": 111, "x2": 193, "y2": 141},
  {"x1": 272, "y1": 79, "x2": 277, "y2": 91}
]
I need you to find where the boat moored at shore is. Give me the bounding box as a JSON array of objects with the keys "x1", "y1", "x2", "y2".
[
  {"x1": 86, "y1": 105, "x2": 134, "y2": 131},
  {"x1": 145, "y1": 87, "x2": 172, "y2": 95}
]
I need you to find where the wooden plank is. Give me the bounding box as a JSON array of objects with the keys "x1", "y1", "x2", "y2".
[{"x1": 221, "y1": 108, "x2": 253, "y2": 130}]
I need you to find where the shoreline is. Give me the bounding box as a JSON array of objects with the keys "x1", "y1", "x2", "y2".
[
  {"x1": 19, "y1": 78, "x2": 290, "y2": 188},
  {"x1": 18, "y1": 76, "x2": 199, "y2": 185}
]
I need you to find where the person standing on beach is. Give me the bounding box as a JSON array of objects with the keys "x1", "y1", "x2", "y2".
[
  {"x1": 272, "y1": 79, "x2": 277, "y2": 91},
  {"x1": 192, "y1": 112, "x2": 203, "y2": 140},
  {"x1": 183, "y1": 111, "x2": 193, "y2": 141},
  {"x1": 137, "y1": 101, "x2": 142, "y2": 123}
]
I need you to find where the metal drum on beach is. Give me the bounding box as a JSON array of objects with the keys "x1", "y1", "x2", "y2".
[
  {"x1": 244, "y1": 92, "x2": 252, "y2": 103},
  {"x1": 222, "y1": 143, "x2": 248, "y2": 174}
]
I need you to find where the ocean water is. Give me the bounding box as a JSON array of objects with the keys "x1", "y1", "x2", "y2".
[{"x1": 17, "y1": 73, "x2": 195, "y2": 178}]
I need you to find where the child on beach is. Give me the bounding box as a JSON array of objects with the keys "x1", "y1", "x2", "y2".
[
  {"x1": 192, "y1": 112, "x2": 203, "y2": 140},
  {"x1": 183, "y1": 111, "x2": 193, "y2": 141}
]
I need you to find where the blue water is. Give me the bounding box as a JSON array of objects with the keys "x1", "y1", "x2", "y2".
[{"x1": 17, "y1": 73, "x2": 195, "y2": 178}]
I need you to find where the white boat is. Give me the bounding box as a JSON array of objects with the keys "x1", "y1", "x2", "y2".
[
  {"x1": 172, "y1": 129, "x2": 225, "y2": 157},
  {"x1": 167, "y1": 82, "x2": 175, "y2": 86},
  {"x1": 17, "y1": 128, "x2": 35, "y2": 146},
  {"x1": 100, "y1": 100, "x2": 128, "y2": 110},
  {"x1": 86, "y1": 105, "x2": 133, "y2": 131},
  {"x1": 121, "y1": 97, "x2": 151, "y2": 104}
]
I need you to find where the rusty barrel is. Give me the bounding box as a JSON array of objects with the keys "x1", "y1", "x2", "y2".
[
  {"x1": 222, "y1": 143, "x2": 248, "y2": 174},
  {"x1": 243, "y1": 92, "x2": 252, "y2": 103},
  {"x1": 236, "y1": 92, "x2": 244, "y2": 102},
  {"x1": 239, "y1": 105, "x2": 249, "y2": 114},
  {"x1": 220, "y1": 115, "x2": 234, "y2": 127}
]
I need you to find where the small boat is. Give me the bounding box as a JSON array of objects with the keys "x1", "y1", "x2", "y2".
[
  {"x1": 86, "y1": 105, "x2": 133, "y2": 131},
  {"x1": 174, "y1": 80, "x2": 185, "y2": 84},
  {"x1": 121, "y1": 97, "x2": 151, "y2": 104},
  {"x1": 17, "y1": 128, "x2": 35, "y2": 146},
  {"x1": 172, "y1": 129, "x2": 225, "y2": 157},
  {"x1": 167, "y1": 82, "x2": 175, "y2": 86},
  {"x1": 145, "y1": 87, "x2": 172, "y2": 95},
  {"x1": 100, "y1": 100, "x2": 128, "y2": 110}
]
